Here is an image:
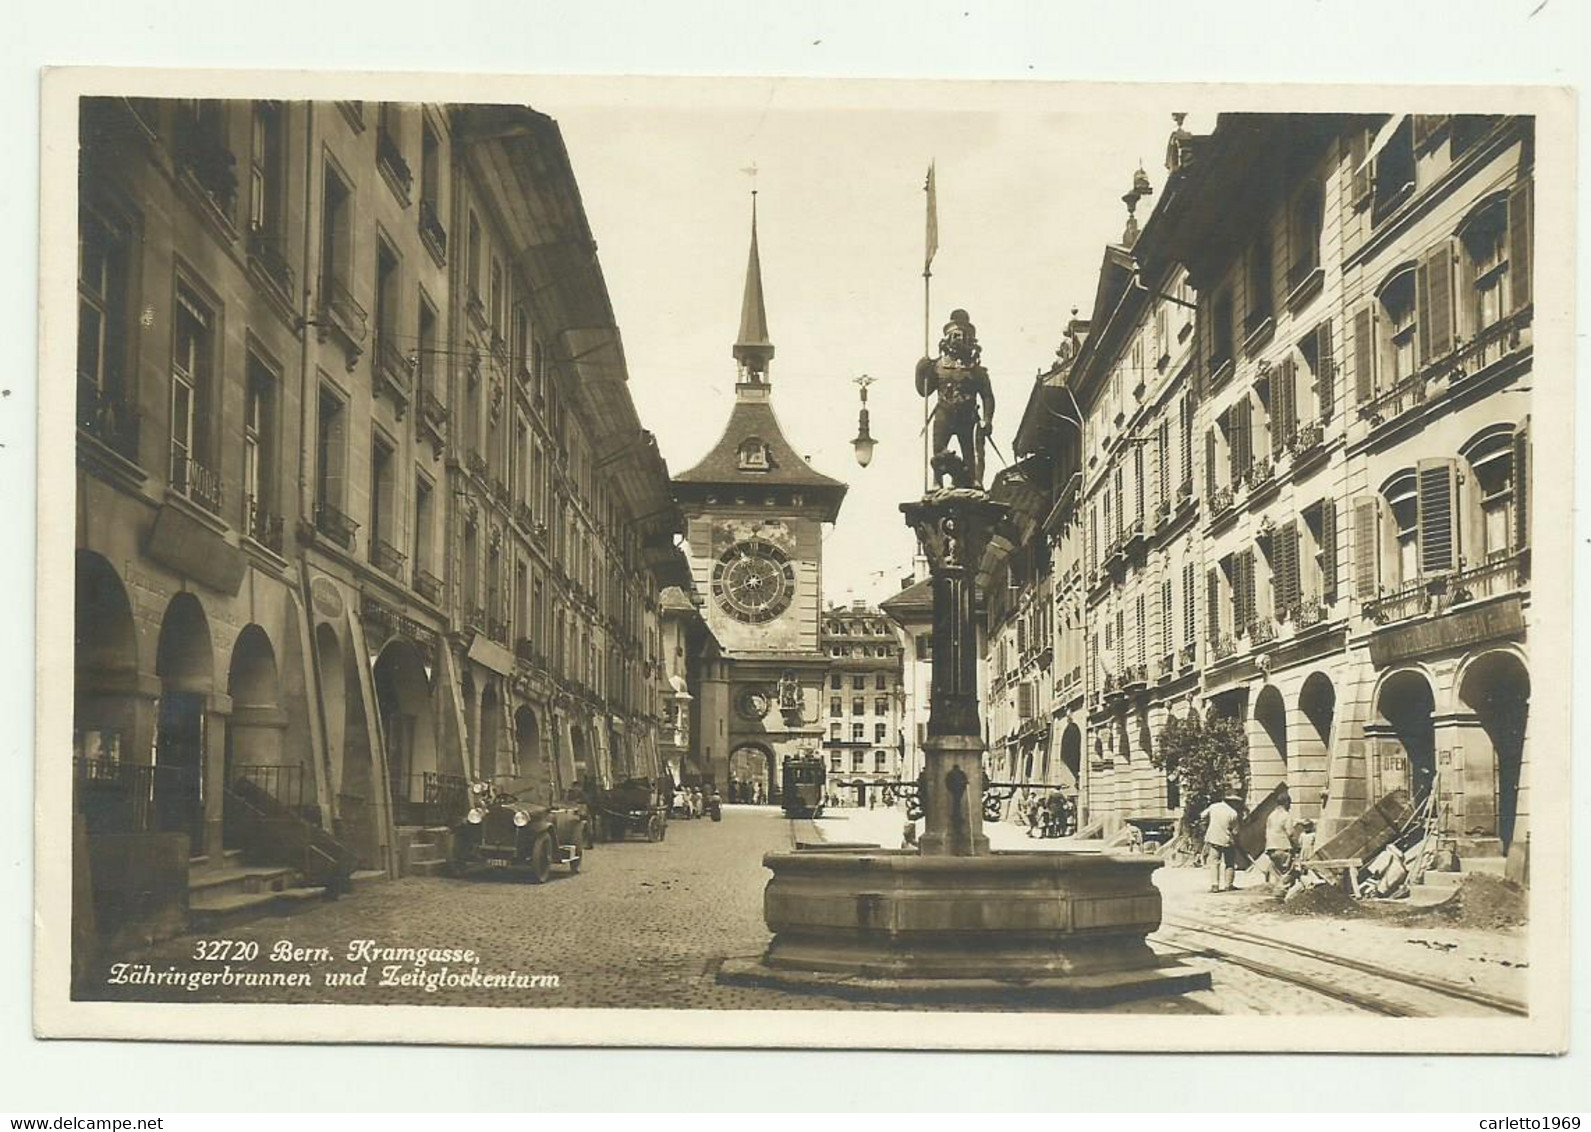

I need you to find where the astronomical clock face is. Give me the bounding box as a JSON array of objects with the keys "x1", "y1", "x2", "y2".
[
  {"x1": 711, "y1": 538, "x2": 796, "y2": 623},
  {"x1": 736, "y1": 686, "x2": 773, "y2": 721}
]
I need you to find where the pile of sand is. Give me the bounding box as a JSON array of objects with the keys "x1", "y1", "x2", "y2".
[
  {"x1": 1280, "y1": 882, "x2": 1363, "y2": 918},
  {"x1": 1445, "y1": 873, "x2": 1528, "y2": 930}
]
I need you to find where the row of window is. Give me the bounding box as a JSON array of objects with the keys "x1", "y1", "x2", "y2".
[
  {"x1": 827, "y1": 725, "x2": 895, "y2": 747},
  {"x1": 828, "y1": 750, "x2": 894, "y2": 773},
  {"x1": 828, "y1": 697, "x2": 897, "y2": 718},
  {"x1": 829, "y1": 673, "x2": 893, "y2": 691}
]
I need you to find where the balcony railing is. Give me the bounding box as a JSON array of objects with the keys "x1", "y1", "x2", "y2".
[
  {"x1": 376, "y1": 128, "x2": 413, "y2": 202},
  {"x1": 414, "y1": 567, "x2": 442, "y2": 604},
  {"x1": 1360, "y1": 307, "x2": 1533, "y2": 429},
  {"x1": 1122, "y1": 517, "x2": 1146, "y2": 549},
  {"x1": 1177, "y1": 477, "x2": 1195, "y2": 506},
  {"x1": 174, "y1": 122, "x2": 237, "y2": 218},
  {"x1": 1153, "y1": 498, "x2": 1172, "y2": 528},
  {"x1": 488, "y1": 616, "x2": 510, "y2": 643},
  {"x1": 246, "y1": 228, "x2": 295, "y2": 299},
  {"x1": 1248, "y1": 457, "x2": 1276, "y2": 491},
  {"x1": 1364, "y1": 577, "x2": 1432, "y2": 626},
  {"x1": 1178, "y1": 642, "x2": 1198, "y2": 672},
  {"x1": 371, "y1": 538, "x2": 408, "y2": 580},
  {"x1": 1122, "y1": 662, "x2": 1148, "y2": 690},
  {"x1": 514, "y1": 500, "x2": 535, "y2": 530},
  {"x1": 1289, "y1": 419, "x2": 1325, "y2": 459},
  {"x1": 77, "y1": 377, "x2": 140, "y2": 462},
  {"x1": 171, "y1": 453, "x2": 223, "y2": 515},
  {"x1": 418, "y1": 198, "x2": 447, "y2": 263},
  {"x1": 1445, "y1": 549, "x2": 1531, "y2": 608},
  {"x1": 1211, "y1": 634, "x2": 1238, "y2": 661},
  {"x1": 1249, "y1": 618, "x2": 1278, "y2": 646},
  {"x1": 374, "y1": 334, "x2": 413, "y2": 416},
  {"x1": 1157, "y1": 653, "x2": 1176, "y2": 682},
  {"x1": 466, "y1": 289, "x2": 486, "y2": 328},
  {"x1": 491, "y1": 477, "x2": 511, "y2": 506},
  {"x1": 314, "y1": 501, "x2": 359, "y2": 551},
  {"x1": 1209, "y1": 485, "x2": 1235, "y2": 518},
  {"x1": 318, "y1": 277, "x2": 368, "y2": 349},
  {"x1": 464, "y1": 605, "x2": 487, "y2": 635},
  {"x1": 466, "y1": 451, "x2": 489, "y2": 481},
  {"x1": 1294, "y1": 596, "x2": 1329, "y2": 629},
  {"x1": 244, "y1": 493, "x2": 284, "y2": 553}
]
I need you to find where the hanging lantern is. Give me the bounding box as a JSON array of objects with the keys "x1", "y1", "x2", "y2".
[{"x1": 851, "y1": 374, "x2": 878, "y2": 468}]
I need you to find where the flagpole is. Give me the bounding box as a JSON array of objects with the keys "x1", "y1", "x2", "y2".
[
  {"x1": 923, "y1": 264, "x2": 932, "y2": 493},
  {"x1": 923, "y1": 161, "x2": 937, "y2": 494}
]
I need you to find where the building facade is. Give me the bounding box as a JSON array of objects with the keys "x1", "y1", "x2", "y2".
[
  {"x1": 73, "y1": 98, "x2": 689, "y2": 943},
  {"x1": 671, "y1": 204, "x2": 849, "y2": 801},
  {"x1": 820, "y1": 603, "x2": 906, "y2": 806},
  {"x1": 1011, "y1": 113, "x2": 1533, "y2": 876}
]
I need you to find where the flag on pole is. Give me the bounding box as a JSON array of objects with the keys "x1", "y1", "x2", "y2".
[{"x1": 924, "y1": 161, "x2": 938, "y2": 272}]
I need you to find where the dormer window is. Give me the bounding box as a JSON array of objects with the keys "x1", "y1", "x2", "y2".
[{"x1": 738, "y1": 436, "x2": 772, "y2": 471}]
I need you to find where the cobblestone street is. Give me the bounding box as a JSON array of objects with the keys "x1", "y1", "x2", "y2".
[{"x1": 82, "y1": 805, "x2": 1523, "y2": 1017}]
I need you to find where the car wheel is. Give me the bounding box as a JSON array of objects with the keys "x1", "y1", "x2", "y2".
[
  {"x1": 527, "y1": 834, "x2": 553, "y2": 884},
  {"x1": 647, "y1": 815, "x2": 663, "y2": 842}
]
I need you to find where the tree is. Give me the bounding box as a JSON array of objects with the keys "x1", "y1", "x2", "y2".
[{"x1": 1151, "y1": 708, "x2": 1251, "y2": 838}]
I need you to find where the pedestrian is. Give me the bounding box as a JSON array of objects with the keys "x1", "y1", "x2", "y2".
[
  {"x1": 1200, "y1": 793, "x2": 1243, "y2": 892},
  {"x1": 1264, "y1": 791, "x2": 1299, "y2": 887}
]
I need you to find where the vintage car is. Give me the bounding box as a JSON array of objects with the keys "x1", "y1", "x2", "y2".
[{"x1": 448, "y1": 774, "x2": 586, "y2": 882}]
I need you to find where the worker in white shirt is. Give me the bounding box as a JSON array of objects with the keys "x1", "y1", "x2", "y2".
[
  {"x1": 1264, "y1": 790, "x2": 1300, "y2": 886},
  {"x1": 1200, "y1": 793, "x2": 1244, "y2": 892}
]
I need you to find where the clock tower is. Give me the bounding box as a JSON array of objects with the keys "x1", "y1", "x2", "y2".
[{"x1": 672, "y1": 197, "x2": 847, "y2": 800}]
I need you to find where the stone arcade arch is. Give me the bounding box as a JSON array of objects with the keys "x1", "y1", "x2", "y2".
[
  {"x1": 729, "y1": 743, "x2": 774, "y2": 802},
  {"x1": 374, "y1": 640, "x2": 438, "y2": 825},
  {"x1": 154, "y1": 593, "x2": 215, "y2": 854},
  {"x1": 1457, "y1": 650, "x2": 1530, "y2": 858},
  {"x1": 74, "y1": 551, "x2": 141, "y2": 765},
  {"x1": 1251, "y1": 684, "x2": 1288, "y2": 800},
  {"x1": 1373, "y1": 668, "x2": 1438, "y2": 808},
  {"x1": 1060, "y1": 722, "x2": 1082, "y2": 786},
  {"x1": 514, "y1": 706, "x2": 551, "y2": 803},
  {"x1": 1296, "y1": 672, "x2": 1336, "y2": 820},
  {"x1": 224, "y1": 625, "x2": 290, "y2": 848}
]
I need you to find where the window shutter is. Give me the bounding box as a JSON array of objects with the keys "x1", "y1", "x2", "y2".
[
  {"x1": 1316, "y1": 320, "x2": 1335, "y2": 421},
  {"x1": 1416, "y1": 458, "x2": 1459, "y2": 576},
  {"x1": 1183, "y1": 561, "x2": 1196, "y2": 644},
  {"x1": 1349, "y1": 128, "x2": 1372, "y2": 209},
  {"x1": 1237, "y1": 549, "x2": 1256, "y2": 633},
  {"x1": 1513, "y1": 417, "x2": 1530, "y2": 552},
  {"x1": 1353, "y1": 304, "x2": 1376, "y2": 403},
  {"x1": 1509, "y1": 177, "x2": 1533, "y2": 312},
  {"x1": 1416, "y1": 241, "x2": 1456, "y2": 364},
  {"x1": 1206, "y1": 567, "x2": 1221, "y2": 643},
  {"x1": 1270, "y1": 368, "x2": 1287, "y2": 459},
  {"x1": 1321, "y1": 498, "x2": 1339, "y2": 603},
  {"x1": 1162, "y1": 577, "x2": 1173, "y2": 656},
  {"x1": 1412, "y1": 114, "x2": 1446, "y2": 151},
  {"x1": 1205, "y1": 427, "x2": 1217, "y2": 493},
  {"x1": 1353, "y1": 496, "x2": 1380, "y2": 598},
  {"x1": 1238, "y1": 397, "x2": 1253, "y2": 473},
  {"x1": 1284, "y1": 519, "x2": 1300, "y2": 612},
  {"x1": 1181, "y1": 398, "x2": 1194, "y2": 486}
]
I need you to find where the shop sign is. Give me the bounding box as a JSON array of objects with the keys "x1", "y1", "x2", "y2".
[
  {"x1": 310, "y1": 576, "x2": 344, "y2": 620},
  {"x1": 1369, "y1": 596, "x2": 1524, "y2": 666}
]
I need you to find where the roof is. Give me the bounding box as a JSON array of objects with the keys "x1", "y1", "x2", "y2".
[
  {"x1": 880, "y1": 577, "x2": 933, "y2": 623},
  {"x1": 673, "y1": 395, "x2": 849, "y2": 521},
  {"x1": 733, "y1": 199, "x2": 774, "y2": 373}
]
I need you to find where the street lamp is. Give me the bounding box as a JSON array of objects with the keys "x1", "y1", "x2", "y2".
[{"x1": 851, "y1": 374, "x2": 877, "y2": 468}]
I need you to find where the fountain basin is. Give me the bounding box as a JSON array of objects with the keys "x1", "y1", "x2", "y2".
[{"x1": 718, "y1": 848, "x2": 1209, "y2": 1005}]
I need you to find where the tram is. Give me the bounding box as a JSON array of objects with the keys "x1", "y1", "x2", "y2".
[{"x1": 780, "y1": 753, "x2": 827, "y2": 818}]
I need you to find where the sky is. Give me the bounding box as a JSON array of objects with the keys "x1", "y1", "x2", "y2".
[{"x1": 535, "y1": 80, "x2": 1195, "y2": 608}]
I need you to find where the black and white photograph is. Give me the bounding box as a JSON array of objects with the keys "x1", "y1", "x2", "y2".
[{"x1": 34, "y1": 71, "x2": 1574, "y2": 1052}]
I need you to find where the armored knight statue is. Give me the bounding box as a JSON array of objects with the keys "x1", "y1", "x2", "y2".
[{"x1": 915, "y1": 308, "x2": 996, "y2": 489}]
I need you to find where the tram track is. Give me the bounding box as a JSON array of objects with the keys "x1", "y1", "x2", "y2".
[{"x1": 1154, "y1": 915, "x2": 1528, "y2": 1018}]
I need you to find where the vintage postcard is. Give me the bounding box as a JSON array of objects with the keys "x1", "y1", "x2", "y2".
[{"x1": 34, "y1": 69, "x2": 1575, "y2": 1051}]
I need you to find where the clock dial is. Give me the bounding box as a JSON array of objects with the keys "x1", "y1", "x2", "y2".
[
  {"x1": 711, "y1": 538, "x2": 796, "y2": 623},
  {"x1": 736, "y1": 687, "x2": 772, "y2": 721}
]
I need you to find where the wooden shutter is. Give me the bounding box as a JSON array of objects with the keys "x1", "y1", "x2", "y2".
[
  {"x1": 1320, "y1": 498, "x2": 1339, "y2": 603},
  {"x1": 1349, "y1": 128, "x2": 1372, "y2": 209},
  {"x1": 1353, "y1": 496, "x2": 1381, "y2": 598},
  {"x1": 1273, "y1": 520, "x2": 1299, "y2": 616},
  {"x1": 1353, "y1": 304, "x2": 1376, "y2": 404},
  {"x1": 1509, "y1": 177, "x2": 1533, "y2": 312},
  {"x1": 1181, "y1": 398, "x2": 1194, "y2": 486},
  {"x1": 1206, "y1": 426, "x2": 1218, "y2": 493},
  {"x1": 1162, "y1": 578, "x2": 1173, "y2": 656},
  {"x1": 1183, "y1": 561, "x2": 1196, "y2": 644},
  {"x1": 1279, "y1": 356, "x2": 1298, "y2": 447},
  {"x1": 1316, "y1": 320, "x2": 1335, "y2": 421},
  {"x1": 1513, "y1": 417, "x2": 1530, "y2": 552},
  {"x1": 1234, "y1": 550, "x2": 1247, "y2": 635},
  {"x1": 1412, "y1": 114, "x2": 1447, "y2": 151},
  {"x1": 1206, "y1": 568, "x2": 1221, "y2": 642},
  {"x1": 1416, "y1": 458, "x2": 1459, "y2": 576},
  {"x1": 1416, "y1": 241, "x2": 1455, "y2": 364},
  {"x1": 1270, "y1": 366, "x2": 1288, "y2": 458}
]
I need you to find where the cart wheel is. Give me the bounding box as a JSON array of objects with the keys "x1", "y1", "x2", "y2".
[
  {"x1": 527, "y1": 834, "x2": 553, "y2": 884},
  {"x1": 647, "y1": 815, "x2": 663, "y2": 842}
]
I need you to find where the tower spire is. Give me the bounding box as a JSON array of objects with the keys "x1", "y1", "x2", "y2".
[{"x1": 733, "y1": 191, "x2": 775, "y2": 383}]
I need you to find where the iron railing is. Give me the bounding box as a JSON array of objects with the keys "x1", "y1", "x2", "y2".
[
  {"x1": 1364, "y1": 577, "x2": 1431, "y2": 625},
  {"x1": 375, "y1": 334, "x2": 414, "y2": 408},
  {"x1": 1359, "y1": 307, "x2": 1532, "y2": 429},
  {"x1": 376, "y1": 128, "x2": 413, "y2": 199},
  {"x1": 231, "y1": 763, "x2": 305, "y2": 809},
  {"x1": 173, "y1": 116, "x2": 237, "y2": 216},
  {"x1": 319, "y1": 277, "x2": 368, "y2": 345},
  {"x1": 372, "y1": 538, "x2": 408, "y2": 580},
  {"x1": 77, "y1": 376, "x2": 140, "y2": 462},
  {"x1": 464, "y1": 605, "x2": 487, "y2": 634},
  {"x1": 314, "y1": 501, "x2": 359, "y2": 551},
  {"x1": 1447, "y1": 548, "x2": 1530, "y2": 606},
  {"x1": 418, "y1": 198, "x2": 447, "y2": 261},
  {"x1": 246, "y1": 228, "x2": 295, "y2": 298},
  {"x1": 74, "y1": 757, "x2": 200, "y2": 843},
  {"x1": 244, "y1": 493, "x2": 284, "y2": 553},
  {"x1": 422, "y1": 772, "x2": 471, "y2": 827}
]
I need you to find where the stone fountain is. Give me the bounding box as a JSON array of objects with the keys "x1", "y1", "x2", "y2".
[{"x1": 719, "y1": 311, "x2": 1208, "y2": 1005}]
